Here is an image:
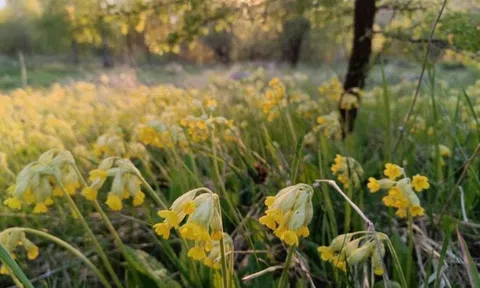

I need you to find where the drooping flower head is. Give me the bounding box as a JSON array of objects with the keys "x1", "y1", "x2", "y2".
[
  {"x1": 153, "y1": 188, "x2": 224, "y2": 262},
  {"x1": 0, "y1": 229, "x2": 39, "y2": 275},
  {"x1": 317, "y1": 232, "x2": 388, "y2": 275},
  {"x1": 259, "y1": 184, "x2": 314, "y2": 246},
  {"x1": 314, "y1": 111, "x2": 342, "y2": 140},
  {"x1": 81, "y1": 157, "x2": 146, "y2": 211},
  {"x1": 330, "y1": 155, "x2": 364, "y2": 189},
  {"x1": 3, "y1": 150, "x2": 79, "y2": 214},
  {"x1": 203, "y1": 233, "x2": 233, "y2": 270},
  {"x1": 368, "y1": 163, "x2": 429, "y2": 218}
]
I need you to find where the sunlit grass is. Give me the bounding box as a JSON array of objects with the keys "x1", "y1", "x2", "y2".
[{"x1": 0, "y1": 63, "x2": 478, "y2": 287}]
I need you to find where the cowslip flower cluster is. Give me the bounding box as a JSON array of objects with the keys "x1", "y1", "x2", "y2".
[
  {"x1": 330, "y1": 155, "x2": 364, "y2": 188},
  {"x1": 261, "y1": 78, "x2": 287, "y2": 122},
  {"x1": 318, "y1": 76, "x2": 343, "y2": 102},
  {"x1": 259, "y1": 184, "x2": 313, "y2": 246},
  {"x1": 180, "y1": 116, "x2": 210, "y2": 142},
  {"x1": 367, "y1": 163, "x2": 428, "y2": 218},
  {"x1": 93, "y1": 132, "x2": 126, "y2": 157},
  {"x1": 81, "y1": 157, "x2": 146, "y2": 211},
  {"x1": 153, "y1": 188, "x2": 224, "y2": 263},
  {"x1": 339, "y1": 89, "x2": 361, "y2": 111},
  {"x1": 204, "y1": 233, "x2": 233, "y2": 270},
  {"x1": 314, "y1": 111, "x2": 342, "y2": 140},
  {"x1": 3, "y1": 150, "x2": 80, "y2": 213},
  {"x1": 317, "y1": 232, "x2": 388, "y2": 275},
  {"x1": 0, "y1": 230, "x2": 39, "y2": 275},
  {"x1": 432, "y1": 144, "x2": 452, "y2": 167}
]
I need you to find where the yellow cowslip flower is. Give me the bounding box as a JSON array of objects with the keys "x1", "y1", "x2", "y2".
[
  {"x1": 83, "y1": 158, "x2": 147, "y2": 210},
  {"x1": 0, "y1": 265, "x2": 9, "y2": 275},
  {"x1": 410, "y1": 205, "x2": 425, "y2": 217},
  {"x1": 330, "y1": 155, "x2": 364, "y2": 189},
  {"x1": 368, "y1": 164, "x2": 427, "y2": 218},
  {"x1": 82, "y1": 187, "x2": 98, "y2": 201},
  {"x1": 94, "y1": 133, "x2": 126, "y2": 157},
  {"x1": 187, "y1": 246, "x2": 207, "y2": 261},
  {"x1": 372, "y1": 243, "x2": 386, "y2": 276},
  {"x1": 181, "y1": 117, "x2": 210, "y2": 142},
  {"x1": 4, "y1": 150, "x2": 80, "y2": 214},
  {"x1": 106, "y1": 194, "x2": 123, "y2": 211},
  {"x1": 154, "y1": 189, "x2": 199, "y2": 239},
  {"x1": 3, "y1": 197, "x2": 22, "y2": 210},
  {"x1": 317, "y1": 233, "x2": 353, "y2": 262},
  {"x1": 138, "y1": 126, "x2": 160, "y2": 146},
  {"x1": 411, "y1": 174, "x2": 429, "y2": 192},
  {"x1": 368, "y1": 178, "x2": 396, "y2": 193},
  {"x1": 367, "y1": 177, "x2": 380, "y2": 192},
  {"x1": 33, "y1": 203, "x2": 48, "y2": 214},
  {"x1": 259, "y1": 184, "x2": 313, "y2": 246},
  {"x1": 438, "y1": 144, "x2": 452, "y2": 158},
  {"x1": 339, "y1": 92, "x2": 359, "y2": 110},
  {"x1": 383, "y1": 163, "x2": 403, "y2": 180},
  {"x1": 314, "y1": 110, "x2": 343, "y2": 141},
  {"x1": 0, "y1": 229, "x2": 39, "y2": 274},
  {"x1": 206, "y1": 99, "x2": 217, "y2": 110},
  {"x1": 153, "y1": 188, "x2": 225, "y2": 264},
  {"x1": 22, "y1": 238, "x2": 39, "y2": 260},
  {"x1": 318, "y1": 232, "x2": 388, "y2": 274},
  {"x1": 318, "y1": 76, "x2": 343, "y2": 102}
]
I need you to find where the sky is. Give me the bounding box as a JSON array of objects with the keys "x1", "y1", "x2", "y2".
[{"x1": 0, "y1": 0, "x2": 4, "y2": 9}]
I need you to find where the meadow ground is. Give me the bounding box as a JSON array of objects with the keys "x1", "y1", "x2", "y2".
[{"x1": 0, "y1": 57, "x2": 479, "y2": 288}]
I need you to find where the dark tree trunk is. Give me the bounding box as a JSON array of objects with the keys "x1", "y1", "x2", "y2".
[
  {"x1": 282, "y1": 17, "x2": 310, "y2": 68},
  {"x1": 341, "y1": 0, "x2": 376, "y2": 133},
  {"x1": 72, "y1": 39, "x2": 79, "y2": 65},
  {"x1": 102, "y1": 35, "x2": 114, "y2": 68}
]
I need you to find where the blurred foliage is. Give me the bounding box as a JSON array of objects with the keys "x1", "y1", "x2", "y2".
[{"x1": 0, "y1": 0, "x2": 477, "y2": 67}]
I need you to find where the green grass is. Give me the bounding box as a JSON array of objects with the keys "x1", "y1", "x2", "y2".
[{"x1": 0, "y1": 55, "x2": 479, "y2": 288}]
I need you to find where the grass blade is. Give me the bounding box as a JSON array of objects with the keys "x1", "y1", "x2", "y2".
[
  {"x1": 456, "y1": 226, "x2": 480, "y2": 287},
  {"x1": 0, "y1": 244, "x2": 34, "y2": 288}
]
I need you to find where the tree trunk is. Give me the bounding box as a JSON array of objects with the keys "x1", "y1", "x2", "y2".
[
  {"x1": 72, "y1": 39, "x2": 79, "y2": 65},
  {"x1": 102, "y1": 35, "x2": 114, "y2": 68},
  {"x1": 341, "y1": 0, "x2": 376, "y2": 134}
]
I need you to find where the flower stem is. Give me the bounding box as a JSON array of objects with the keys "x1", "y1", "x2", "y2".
[
  {"x1": 210, "y1": 130, "x2": 240, "y2": 225},
  {"x1": 4, "y1": 227, "x2": 111, "y2": 288},
  {"x1": 406, "y1": 211, "x2": 414, "y2": 286},
  {"x1": 92, "y1": 200, "x2": 133, "y2": 264},
  {"x1": 278, "y1": 245, "x2": 295, "y2": 288},
  {"x1": 215, "y1": 197, "x2": 229, "y2": 288},
  {"x1": 138, "y1": 175, "x2": 168, "y2": 209},
  {"x1": 55, "y1": 179, "x2": 124, "y2": 288},
  {"x1": 219, "y1": 237, "x2": 229, "y2": 288}
]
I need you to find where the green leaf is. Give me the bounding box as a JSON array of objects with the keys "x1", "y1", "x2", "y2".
[
  {"x1": 373, "y1": 281, "x2": 402, "y2": 288},
  {"x1": 0, "y1": 244, "x2": 34, "y2": 288},
  {"x1": 125, "y1": 246, "x2": 181, "y2": 288},
  {"x1": 456, "y1": 227, "x2": 480, "y2": 287}
]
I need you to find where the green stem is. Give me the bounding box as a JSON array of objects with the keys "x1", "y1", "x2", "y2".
[
  {"x1": 92, "y1": 201, "x2": 132, "y2": 263},
  {"x1": 210, "y1": 131, "x2": 240, "y2": 225},
  {"x1": 219, "y1": 237, "x2": 229, "y2": 288},
  {"x1": 138, "y1": 175, "x2": 168, "y2": 209},
  {"x1": 278, "y1": 246, "x2": 295, "y2": 288},
  {"x1": 216, "y1": 197, "x2": 229, "y2": 288},
  {"x1": 74, "y1": 163, "x2": 167, "y2": 211},
  {"x1": 385, "y1": 239, "x2": 408, "y2": 288},
  {"x1": 9, "y1": 271, "x2": 24, "y2": 288},
  {"x1": 4, "y1": 227, "x2": 111, "y2": 288},
  {"x1": 56, "y1": 179, "x2": 124, "y2": 288},
  {"x1": 406, "y1": 211, "x2": 414, "y2": 287},
  {"x1": 344, "y1": 184, "x2": 353, "y2": 233},
  {"x1": 285, "y1": 107, "x2": 297, "y2": 145}
]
